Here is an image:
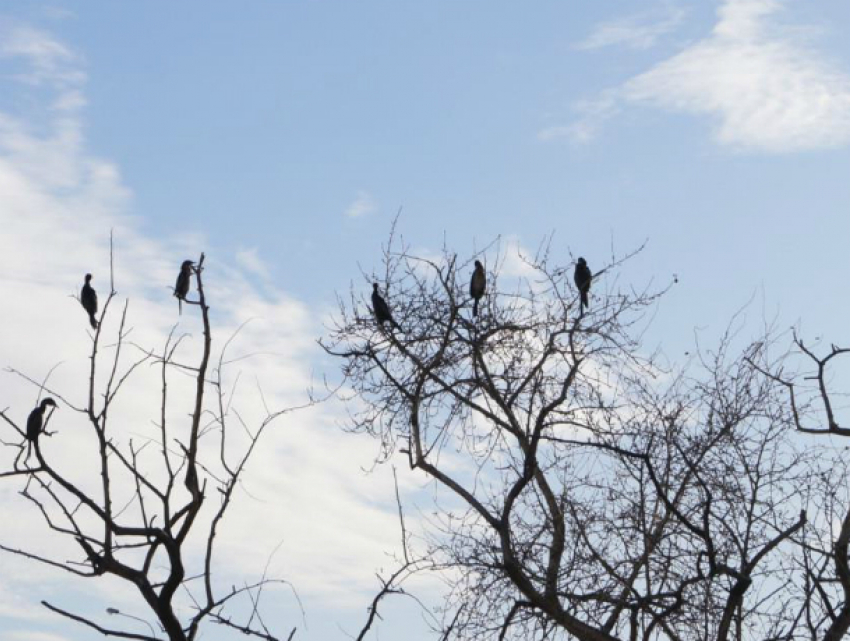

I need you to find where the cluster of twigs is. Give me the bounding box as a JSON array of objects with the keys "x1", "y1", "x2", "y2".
[{"x1": 324, "y1": 235, "x2": 850, "y2": 641}]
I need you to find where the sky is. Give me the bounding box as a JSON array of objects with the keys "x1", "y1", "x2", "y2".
[{"x1": 0, "y1": 0, "x2": 849, "y2": 639}]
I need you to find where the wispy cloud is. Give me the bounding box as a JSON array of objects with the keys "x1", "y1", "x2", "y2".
[
  {"x1": 344, "y1": 190, "x2": 377, "y2": 218},
  {"x1": 235, "y1": 246, "x2": 271, "y2": 280},
  {"x1": 6, "y1": 633, "x2": 74, "y2": 641},
  {"x1": 576, "y1": 3, "x2": 685, "y2": 51},
  {"x1": 537, "y1": 92, "x2": 619, "y2": 143},
  {"x1": 549, "y1": 0, "x2": 850, "y2": 153},
  {"x1": 0, "y1": 24, "x2": 85, "y2": 90}
]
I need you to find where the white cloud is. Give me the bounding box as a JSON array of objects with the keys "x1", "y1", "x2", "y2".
[
  {"x1": 550, "y1": 0, "x2": 850, "y2": 152},
  {"x1": 344, "y1": 190, "x2": 377, "y2": 218},
  {"x1": 576, "y1": 3, "x2": 685, "y2": 51},
  {"x1": 499, "y1": 235, "x2": 538, "y2": 280},
  {"x1": 0, "y1": 22, "x2": 436, "y2": 641},
  {"x1": 537, "y1": 93, "x2": 619, "y2": 143},
  {"x1": 235, "y1": 246, "x2": 271, "y2": 279},
  {"x1": 0, "y1": 24, "x2": 85, "y2": 90},
  {"x1": 6, "y1": 633, "x2": 74, "y2": 641},
  {"x1": 0, "y1": 578, "x2": 48, "y2": 623}
]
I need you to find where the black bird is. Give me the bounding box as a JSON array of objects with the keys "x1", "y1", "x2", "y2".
[
  {"x1": 470, "y1": 260, "x2": 486, "y2": 317},
  {"x1": 80, "y1": 273, "x2": 98, "y2": 330},
  {"x1": 574, "y1": 257, "x2": 592, "y2": 311},
  {"x1": 174, "y1": 260, "x2": 194, "y2": 314},
  {"x1": 26, "y1": 397, "x2": 57, "y2": 443},
  {"x1": 371, "y1": 283, "x2": 400, "y2": 330}
]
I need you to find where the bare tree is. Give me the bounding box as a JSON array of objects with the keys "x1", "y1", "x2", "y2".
[
  {"x1": 0, "y1": 252, "x2": 298, "y2": 641},
  {"x1": 353, "y1": 467, "x2": 438, "y2": 641},
  {"x1": 750, "y1": 333, "x2": 850, "y2": 641},
  {"x1": 324, "y1": 235, "x2": 838, "y2": 641}
]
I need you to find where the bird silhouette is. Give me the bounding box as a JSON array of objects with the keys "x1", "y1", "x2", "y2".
[
  {"x1": 470, "y1": 260, "x2": 486, "y2": 317},
  {"x1": 372, "y1": 283, "x2": 400, "y2": 331},
  {"x1": 574, "y1": 257, "x2": 592, "y2": 311},
  {"x1": 174, "y1": 260, "x2": 194, "y2": 314},
  {"x1": 80, "y1": 273, "x2": 98, "y2": 330},
  {"x1": 26, "y1": 397, "x2": 57, "y2": 446}
]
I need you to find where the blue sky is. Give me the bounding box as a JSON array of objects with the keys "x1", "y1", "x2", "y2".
[
  {"x1": 60, "y1": 0, "x2": 850, "y2": 342},
  {"x1": 0, "y1": 1, "x2": 849, "y2": 639}
]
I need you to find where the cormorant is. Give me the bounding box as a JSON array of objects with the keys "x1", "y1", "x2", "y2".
[
  {"x1": 174, "y1": 260, "x2": 194, "y2": 314},
  {"x1": 371, "y1": 283, "x2": 400, "y2": 330},
  {"x1": 574, "y1": 257, "x2": 592, "y2": 311},
  {"x1": 80, "y1": 273, "x2": 98, "y2": 330},
  {"x1": 26, "y1": 397, "x2": 57, "y2": 443},
  {"x1": 470, "y1": 260, "x2": 486, "y2": 317}
]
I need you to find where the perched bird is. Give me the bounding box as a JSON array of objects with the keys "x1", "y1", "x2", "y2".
[
  {"x1": 26, "y1": 397, "x2": 57, "y2": 443},
  {"x1": 371, "y1": 283, "x2": 400, "y2": 330},
  {"x1": 80, "y1": 273, "x2": 98, "y2": 330},
  {"x1": 174, "y1": 260, "x2": 194, "y2": 314},
  {"x1": 469, "y1": 260, "x2": 486, "y2": 317},
  {"x1": 574, "y1": 257, "x2": 592, "y2": 311}
]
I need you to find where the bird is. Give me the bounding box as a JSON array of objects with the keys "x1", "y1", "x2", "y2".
[
  {"x1": 174, "y1": 260, "x2": 194, "y2": 314},
  {"x1": 574, "y1": 257, "x2": 592, "y2": 311},
  {"x1": 371, "y1": 283, "x2": 400, "y2": 330},
  {"x1": 470, "y1": 260, "x2": 486, "y2": 317},
  {"x1": 26, "y1": 397, "x2": 57, "y2": 443},
  {"x1": 80, "y1": 273, "x2": 98, "y2": 330}
]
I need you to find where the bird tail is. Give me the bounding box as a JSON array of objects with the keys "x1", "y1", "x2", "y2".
[
  {"x1": 473, "y1": 299, "x2": 479, "y2": 317},
  {"x1": 89, "y1": 314, "x2": 99, "y2": 330},
  {"x1": 178, "y1": 297, "x2": 183, "y2": 315},
  {"x1": 581, "y1": 291, "x2": 589, "y2": 309}
]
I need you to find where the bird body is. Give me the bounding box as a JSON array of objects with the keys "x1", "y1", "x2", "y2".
[
  {"x1": 574, "y1": 257, "x2": 592, "y2": 311},
  {"x1": 371, "y1": 283, "x2": 400, "y2": 330},
  {"x1": 470, "y1": 260, "x2": 486, "y2": 317},
  {"x1": 26, "y1": 398, "x2": 57, "y2": 442},
  {"x1": 80, "y1": 273, "x2": 98, "y2": 330},
  {"x1": 174, "y1": 260, "x2": 194, "y2": 314}
]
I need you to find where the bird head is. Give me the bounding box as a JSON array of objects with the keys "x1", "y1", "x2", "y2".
[
  {"x1": 181, "y1": 260, "x2": 195, "y2": 269},
  {"x1": 372, "y1": 283, "x2": 379, "y2": 291},
  {"x1": 40, "y1": 397, "x2": 57, "y2": 410},
  {"x1": 85, "y1": 273, "x2": 92, "y2": 282},
  {"x1": 474, "y1": 260, "x2": 483, "y2": 269},
  {"x1": 577, "y1": 257, "x2": 587, "y2": 266}
]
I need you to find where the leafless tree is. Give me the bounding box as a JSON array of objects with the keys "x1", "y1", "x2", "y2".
[
  {"x1": 749, "y1": 333, "x2": 850, "y2": 641},
  {"x1": 324, "y1": 234, "x2": 840, "y2": 641},
  {"x1": 353, "y1": 467, "x2": 438, "y2": 641},
  {"x1": 0, "y1": 252, "x2": 299, "y2": 641}
]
